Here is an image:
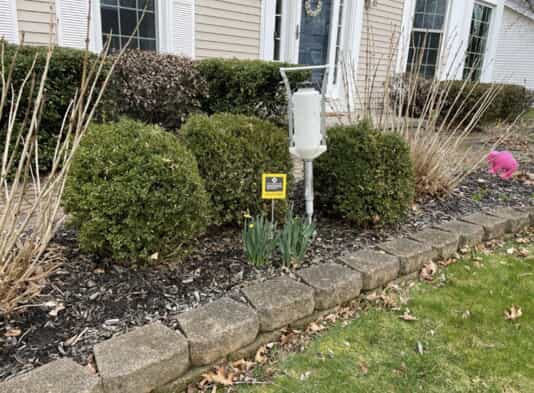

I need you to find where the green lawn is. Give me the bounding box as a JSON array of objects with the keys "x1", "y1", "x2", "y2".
[
  {"x1": 240, "y1": 239, "x2": 534, "y2": 393},
  {"x1": 522, "y1": 109, "x2": 534, "y2": 122}
]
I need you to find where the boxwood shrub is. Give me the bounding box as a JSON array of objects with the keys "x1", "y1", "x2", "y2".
[
  {"x1": 63, "y1": 118, "x2": 211, "y2": 264},
  {"x1": 109, "y1": 50, "x2": 207, "y2": 130},
  {"x1": 181, "y1": 113, "x2": 292, "y2": 225},
  {"x1": 197, "y1": 58, "x2": 310, "y2": 124},
  {"x1": 315, "y1": 122, "x2": 415, "y2": 226},
  {"x1": 391, "y1": 75, "x2": 531, "y2": 129},
  {"x1": 0, "y1": 44, "x2": 109, "y2": 172}
]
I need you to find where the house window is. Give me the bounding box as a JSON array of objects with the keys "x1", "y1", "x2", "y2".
[
  {"x1": 273, "y1": 0, "x2": 283, "y2": 60},
  {"x1": 333, "y1": 0, "x2": 345, "y2": 83},
  {"x1": 407, "y1": 0, "x2": 448, "y2": 78},
  {"x1": 101, "y1": 0, "x2": 157, "y2": 52},
  {"x1": 463, "y1": 3, "x2": 493, "y2": 81}
]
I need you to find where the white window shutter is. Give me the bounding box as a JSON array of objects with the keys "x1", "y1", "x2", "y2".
[
  {"x1": 57, "y1": 0, "x2": 101, "y2": 52},
  {"x1": 172, "y1": 0, "x2": 195, "y2": 57},
  {"x1": 0, "y1": 0, "x2": 19, "y2": 44},
  {"x1": 57, "y1": 0, "x2": 89, "y2": 49}
]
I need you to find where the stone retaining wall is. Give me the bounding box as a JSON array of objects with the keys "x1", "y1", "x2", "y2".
[{"x1": 2, "y1": 207, "x2": 532, "y2": 393}]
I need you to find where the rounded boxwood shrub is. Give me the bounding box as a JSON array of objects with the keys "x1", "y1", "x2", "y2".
[
  {"x1": 181, "y1": 113, "x2": 292, "y2": 225},
  {"x1": 63, "y1": 118, "x2": 211, "y2": 263},
  {"x1": 315, "y1": 122, "x2": 415, "y2": 226}
]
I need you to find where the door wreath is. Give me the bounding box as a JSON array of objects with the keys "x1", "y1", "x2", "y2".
[{"x1": 305, "y1": 0, "x2": 323, "y2": 17}]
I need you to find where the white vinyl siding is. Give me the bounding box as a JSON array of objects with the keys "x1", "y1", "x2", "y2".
[
  {"x1": 493, "y1": 6, "x2": 534, "y2": 89},
  {"x1": 195, "y1": 0, "x2": 261, "y2": 59},
  {"x1": 15, "y1": 0, "x2": 54, "y2": 45},
  {"x1": 356, "y1": 0, "x2": 405, "y2": 110}
]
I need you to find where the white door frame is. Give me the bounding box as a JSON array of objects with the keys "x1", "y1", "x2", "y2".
[{"x1": 261, "y1": 0, "x2": 364, "y2": 98}]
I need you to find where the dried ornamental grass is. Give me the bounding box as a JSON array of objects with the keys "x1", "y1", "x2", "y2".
[
  {"x1": 0, "y1": 5, "x2": 132, "y2": 314},
  {"x1": 334, "y1": 26, "x2": 523, "y2": 197}
]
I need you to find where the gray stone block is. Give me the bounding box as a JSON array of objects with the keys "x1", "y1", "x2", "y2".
[
  {"x1": 377, "y1": 238, "x2": 436, "y2": 275},
  {"x1": 94, "y1": 322, "x2": 189, "y2": 393},
  {"x1": 434, "y1": 220, "x2": 484, "y2": 248},
  {"x1": 1, "y1": 358, "x2": 102, "y2": 393},
  {"x1": 409, "y1": 228, "x2": 460, "y2": 260},
  {"x1": 460, "y1": 213, "x2": 508, "y2": 240},
  {"x1": 241, "y1": 276, "x2": 315, "y2": 332},
  {"x1": 526, "y1": 207, "x2": 534, "y2": 226},
  {"x1": 296, "y1": 263, "x2": 362, "y2": 310},
  {"x1": 516, "y1": 206, "x2": 534, "y2": 226},
  {"x1": 177, "y1": 297, "x2": 259, "y2": 366},
  {"x1": 487, "y1": 207, "x2": 530, "y2": 233},
  {"x1": 339, "y1": 249, "x2": 400, "y2": 290}
]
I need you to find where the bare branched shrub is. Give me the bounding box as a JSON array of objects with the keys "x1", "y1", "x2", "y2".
[
  {"x1": 0, "y1": 9, "x2": 129, "y2": 314},
  {"x1": 335, "y1": 26, "x2": 522, "y2": 197}
]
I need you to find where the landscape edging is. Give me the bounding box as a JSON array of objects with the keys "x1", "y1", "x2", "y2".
[{"x1": 1, "y1": 208, "x2": 532, "y2": 393}]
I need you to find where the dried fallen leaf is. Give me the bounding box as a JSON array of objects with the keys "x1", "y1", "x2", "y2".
[
  {"x1": 324, "y1": 313, "x2": 338, "y2": 323},
  {"x1": 306, "y1": 322, "x2": 325, "y2": 334},
  {"x1": 400, "y1": 310, "x2": 417, "y2": 321},
  {"x1": 420, "y1": 261, "x2": 438, "y2": 281},
  {"x1": 232, "y1": 359, "x2": 255, "y2": 372},
  {"x1": 201, "y1": 366, "x2": 234, "y2": 386},
  {"x1": 255, "y1": 345, "x2": 268, "y2": 364},
  {"x1": 459, "y1": 246, "x2": 470, "y2": 254},
  {"x1": 366, "y1": 292, "x2": 380, "y2": 302},
  {"x1": 506, "y1": 248, "x2": 516, "y2": 255},
  {"x1": 440, "y1": 258, "x2": 457, "y2": 267},
  {"x1": 462, "y1": 310, "x2": 471, "y2": 319},
  {"x1": 359, "y1": 362, "x2": 369, "y2": 375},
  {"x1": 518, "y1": 248, "x2": 529, "y2": 257},
  {"x1": 4, "y1": 328, "x2": 21, "y2": 337},
  {"x1": 280, "y1": 329, "x2": 298, "y2": 347},
  {"x1": 504, "y1": 305, "x2": 523, "y2": 321}
]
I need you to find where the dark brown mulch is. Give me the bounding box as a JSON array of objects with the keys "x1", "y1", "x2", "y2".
[{"x1": 1, "y1": 160, "x2": 533, "y2": 382}]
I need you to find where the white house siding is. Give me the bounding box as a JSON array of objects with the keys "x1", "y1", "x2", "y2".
[
  {"x1": 356, "y1": 0, "x2": 405, "y2": 110},
  {"x1": 195, "y1": 0, "x2": 262, "y2": 59},
  {"x1": 493, "y1": 6, "x2": 534, "y2": 89},
  {"x1": 16, "y1": 0, "x2": 56, "y2": 45}
]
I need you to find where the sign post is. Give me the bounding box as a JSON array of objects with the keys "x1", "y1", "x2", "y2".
[{"x1": 262, "y1": 173, "x2": 287, "y2": 223}]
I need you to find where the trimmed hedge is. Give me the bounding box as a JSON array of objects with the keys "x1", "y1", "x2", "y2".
[
  {"x1": 63, "y1": 118, "x2": 211, "y2": 264},
  {"x1": 109, "y1": 50, "x2": 207, "y2": 130},
  {"x1": 0, "y1": 44, "x2": 107, "y2": 172},
  {"x1": 315, "y1": 122, "x2": 415, "y2": 226},
  {"x1": 197, "y1": 58, "x2": 310, "y2": 124},
  {"x1": 181, "y1": 113, "x2": 292, "y2": 225},
  {"x1": 392, "y1": 76, "x2": 531, "y2": 128}
]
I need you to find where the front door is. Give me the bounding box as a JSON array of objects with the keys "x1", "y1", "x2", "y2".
[{"x1": 298, "y1": 0, "x2": 334, "y2": 83}]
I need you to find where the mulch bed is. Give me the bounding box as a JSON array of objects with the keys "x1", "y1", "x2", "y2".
[{"x1": 1, "y1": 153, "x2": 533, "y2": 382}]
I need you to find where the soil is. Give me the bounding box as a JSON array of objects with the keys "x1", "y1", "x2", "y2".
[{"x1": 1, "y1": 135, "x2": 533, "y2": 382}]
